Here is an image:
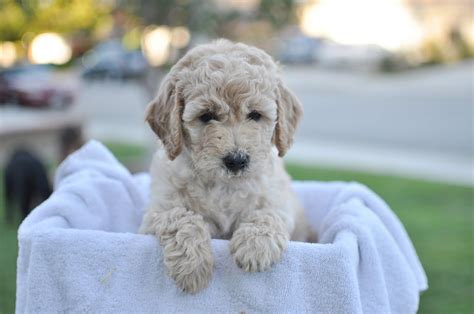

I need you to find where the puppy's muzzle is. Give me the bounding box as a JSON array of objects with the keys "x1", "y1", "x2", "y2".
[{"x1": 223, "y1": 151, "x2": 249, "y2": 173}]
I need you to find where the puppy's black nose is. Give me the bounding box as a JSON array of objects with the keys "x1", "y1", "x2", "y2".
[{"x1": 223, "y1": 152, "x2": 249, "y2": 173}]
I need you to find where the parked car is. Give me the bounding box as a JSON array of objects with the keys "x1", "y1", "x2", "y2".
[
  {"x1": 81, "y1": 40, "x2": 148, "y2": 80},
  {"x1": 0, "y1": 65, "x2": 74, "y2": 109},
  {"x1": 278, "y1": 35, "x2": 321, "y2": 64}
]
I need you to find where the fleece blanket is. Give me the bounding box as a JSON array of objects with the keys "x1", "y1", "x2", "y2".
[{"x1": 16, "y1": 140, "x2": 427, "y2": 313}]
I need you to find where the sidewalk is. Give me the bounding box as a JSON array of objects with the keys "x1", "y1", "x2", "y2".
[{"x1": 286, "y1": 138, "x2": 473, "y2": 186}]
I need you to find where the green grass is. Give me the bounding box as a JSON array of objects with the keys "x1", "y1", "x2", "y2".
[
  {"x1": 0, "y1": 151, "x2": 472, "y2": 313},
  {"x1": 0, "y1": 176, "x2": 18, "y2": 314},
  {"x1": 103, "y1": 141, "x2": 149, "y2": 173},
  {"x1": 103, "y1": 141, "x2": 147, "y2": 164},
  {"x1": 286, "y1": 164, "x2": 473, "y2": 314}
]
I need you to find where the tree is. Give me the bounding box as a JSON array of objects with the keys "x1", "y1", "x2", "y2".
[
  {"x1": 0, "y1": 1, "x2": 27, "y2": 41},
  {"x1": 0, "y1": 0, "x2": 113, "y2": 41}
]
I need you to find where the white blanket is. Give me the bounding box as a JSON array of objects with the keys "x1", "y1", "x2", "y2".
[{"x1": 16, "y1": 140, "x2": 427, "y2": 313}]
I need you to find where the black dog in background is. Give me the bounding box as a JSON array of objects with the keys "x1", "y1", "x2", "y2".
[
  {"x1": 4, "y1": 149, "x2": 52, "y2": 223},
  {"x1": 3, "y1": 128, "x2": 84, "y2": 224}
]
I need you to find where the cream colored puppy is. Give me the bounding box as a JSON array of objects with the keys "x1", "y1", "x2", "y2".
[{"x1": 140, "y1": 39, "x2": 310, "y2": 293}]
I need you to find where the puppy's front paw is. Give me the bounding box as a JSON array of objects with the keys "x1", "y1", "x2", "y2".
[
  {"x1": 230, "y1": 224, "x2": 289, "y2": 272},
  {"x1": 168, "y1": 256, "x2": 213, "y2": 293},
  {"x1": 157, "y1": 208, "x2": 214, "y2": 293},
  {"x1": 163, "y1": 237, "x2": 213, "y2": 293}
]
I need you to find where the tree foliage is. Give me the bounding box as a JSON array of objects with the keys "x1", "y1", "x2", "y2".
[
  {"x1": 0, "y1": 0, "x2": 298, "y2": 42},
  {"x1": 0, "y1": 1, "x2": 27, "y2": 41},
  {"x1": 0, "y1": 0, "x2": 112, "y2": 41}
]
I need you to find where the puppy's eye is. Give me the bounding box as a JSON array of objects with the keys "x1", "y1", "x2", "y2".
[
  {"x1": 247, "y1": 110, "x2": 261, "y2": 121},
  {"x1": 199, "y1": 112, "x2": 217, "y2": 123}
]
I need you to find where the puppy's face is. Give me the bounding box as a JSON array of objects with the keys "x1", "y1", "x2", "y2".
[
  {"x1": 181, "y1": 85, "x2": 277, "y2": 179},
  {"x1": 146, "y1": 40, "x2": 302, "y2": 180}
]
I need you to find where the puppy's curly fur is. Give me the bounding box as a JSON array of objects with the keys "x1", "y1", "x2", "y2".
[{"x1": 140, "y1": 39, "x2": 312, "y2": 293}]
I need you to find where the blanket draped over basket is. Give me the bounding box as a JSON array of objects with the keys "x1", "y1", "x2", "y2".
[{"x1": 16, "y1": 140, "x2": 427, "y2": 313}]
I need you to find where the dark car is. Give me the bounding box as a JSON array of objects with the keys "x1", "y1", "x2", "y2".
[{"x1": 0, "y1": 65, "x2": 74, "y2": 109}]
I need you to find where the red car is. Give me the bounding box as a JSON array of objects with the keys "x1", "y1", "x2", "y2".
[{"x1": 0, "y1": 65, "x2": 74, "y2": 109}]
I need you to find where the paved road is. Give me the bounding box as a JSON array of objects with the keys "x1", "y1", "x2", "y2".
[
  {"x1": 283, "y1": 62, "x2": 473, "y2": 184},
  {"x1": 284, "y1": 62, "x2": 473, "y2": 158}
]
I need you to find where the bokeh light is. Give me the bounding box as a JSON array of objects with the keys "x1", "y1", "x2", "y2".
[
  {"x1": 29, "y1": 33, "x2": 72, "y2": 65},
  {"x1": 142, "y1": 26, "x2": 172, "y2": 66},
  {"x1": 170, "y1": 27, "x2": 191, "y2": 49},
  {"x1": 0, "y1": 42, "x2": 17, "y2": 67},
  {"x1": 300, "y1": 0, "x2": 423, "y2": 51}
]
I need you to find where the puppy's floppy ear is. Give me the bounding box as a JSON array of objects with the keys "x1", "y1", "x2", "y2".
[
  {"x1": 273, "y1": 81, "x2": 303, "y2": 157},
  {"x1": 146, "y1": 75, "x2": 184, "y2": 160}
]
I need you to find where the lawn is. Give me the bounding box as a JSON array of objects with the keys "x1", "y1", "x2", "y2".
[
  {"x1": 0, "y1": 181, "x2": 17, "y2": 314},
  {"x1": 0, "y1": 147, "x2": 472, "y2": 313}
]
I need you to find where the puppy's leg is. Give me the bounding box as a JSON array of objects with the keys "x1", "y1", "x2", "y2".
[
  {"x1": 230, "y1": 210, "x2": 289, "y2": 272},
  {"x1": 147, "y1": 207, "x2": 213, "y2": 293}
]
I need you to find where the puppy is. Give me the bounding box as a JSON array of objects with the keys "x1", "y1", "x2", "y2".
[{"x1": 140, "y1": 39, "x2": 311, "y2": 293}]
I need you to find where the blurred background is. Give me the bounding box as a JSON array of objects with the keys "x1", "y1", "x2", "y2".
[{"x1": 0, "y1": 0, "x2": 472, "y2": 313}]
